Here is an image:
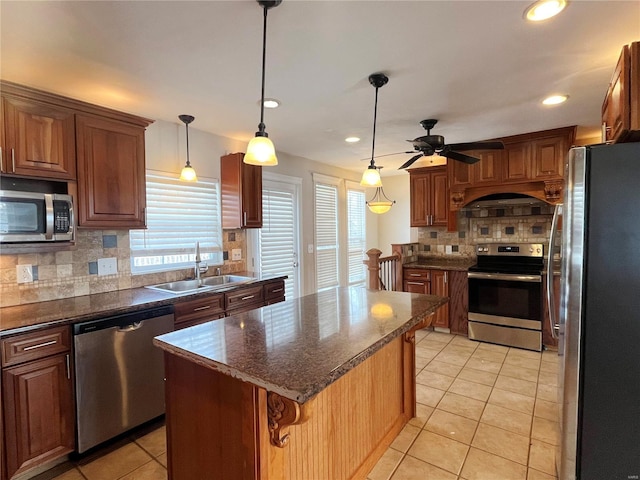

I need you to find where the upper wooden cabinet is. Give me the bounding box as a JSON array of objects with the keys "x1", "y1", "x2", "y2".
[
  {"x1": 75, "y1": 114, "x2": 147, "y2": 228},
  {"x1": 220, "y1": 152, "x2": 262, "y2": 229},
  {"x1": 472, "y1": 150, "x2": 503, "y2": 185},
  {"x1": 502, "y1": 141, "x2": 531, "y2": 183},
  {"x1": 409, "y1": 166, "x2": 448, "y2": 227},
  {"x1": 1, "y1": 94, "x2": 76, "y2": 179},
  {"x1": 602, "y1": 41, "x2": 640, "y2": 143}
]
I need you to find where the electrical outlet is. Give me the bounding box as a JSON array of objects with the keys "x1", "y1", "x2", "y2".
[
  {"x1": 97, "y1": 257, "x2": 118, "y2": 276},
  {"x1": 231, "y1": 249, "x2": 242, "y2": 261},
  {"x1": 16, "y1": 264, "x2": 33, "y2": 284},
  {"x1": 307, "y1": 244, "x2": 314, "y2": 254}
]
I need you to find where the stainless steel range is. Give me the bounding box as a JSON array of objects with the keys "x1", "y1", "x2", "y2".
[{"x1": 467, "y1": 243, "x2": 544, "y2": 351}]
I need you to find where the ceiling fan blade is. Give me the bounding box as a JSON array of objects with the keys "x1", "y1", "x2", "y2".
[
  {"x1": 446, "y1": 141, "x2": 505, "y2": 151},
  {"x1": 398, "y1": 153, "x2": 424, "y2": 170},
  {"x1": 441, "y1": 150, "x2": 480, "y2": 164},
  {"x1": 409, "y1": 139, "x2": 432, "y2": 148},
  {"x1": 359, "y1": 151, "x2": 415, "y2": 161}
]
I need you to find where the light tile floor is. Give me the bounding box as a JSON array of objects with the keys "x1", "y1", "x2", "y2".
[{"x1": 43, "y1": 330, "x2": 558, "y2": 480}]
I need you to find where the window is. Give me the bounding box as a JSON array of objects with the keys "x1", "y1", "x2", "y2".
[
  {"x1": 314, "y1": 174, "x2": 340, "y2": 291},
  {"x1": 130, "y1": 171, "x2": 223, "y2": 274},
  {"x1": 346, "y1": 184, "x2": 366, "y2": 286}
]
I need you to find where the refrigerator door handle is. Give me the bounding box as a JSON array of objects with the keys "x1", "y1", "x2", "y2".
[{"x1": 547, "y1": 203, "x2": 562, "y2": 340}]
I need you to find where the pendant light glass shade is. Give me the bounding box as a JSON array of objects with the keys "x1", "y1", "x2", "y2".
[
  {"x1": 245, "y1": 0, "x2": 281, "y2": 167},
  {"x1": 245, "y1": 134, "x2": 278, "y2": 166},
  {"x1": 366, "y1": 186, "x2": 395, "y2": 214},
  {"x1": 360, "y1": 164, "x2": 382, "y2": 187},
  {"x1": 178, "y1": 114, "x2": 197, "y2": 182}
]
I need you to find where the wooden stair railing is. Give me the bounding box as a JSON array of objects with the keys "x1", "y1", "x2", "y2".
[{"x1": 364, "y1": 249, "x2": 402, "y2": 291}]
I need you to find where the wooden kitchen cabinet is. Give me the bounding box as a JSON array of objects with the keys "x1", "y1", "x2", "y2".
[
  {"x1": 409, "y1": 166, "x2": 448, "y2": 227},
  {"x1": 403, "y1": 268, "x2": 430, "y2": 294},
  {"x1": 220, "y1": 152, "x2": 262, "y2": 229},
  {"x1": 1, "y1": 326, "x2": 74, "y2": 480},
  {"x1": 430, "y1": 270, "x2": 449, "y2": 329},
  {"x1": 471, "y1": 150, "x2": 503, "y2": 185},
  {"x1": 448, "y1": 270, "x2": 469, "y2": 335},
  {"x1": 225, "y1": 284, "x2": 265, "y2": 315},
  {"x1": 0, "y1": 93, "x2": 76, "y2": 180},
  {"x1": 602, "y1": 41, "x2": 640, "y2": 143},
  {"x1": 75, "y1": 114, "x2": 147, "y2": 228},
  {"x1": 263, "y1": 279, "x2": 285, "y2": 305},
  {"x1": 502, "y1": 141, "x2": 531, "y2": 183},
  {"x1": 174, "y1": 293, "x2": 225, "y2": 330}
]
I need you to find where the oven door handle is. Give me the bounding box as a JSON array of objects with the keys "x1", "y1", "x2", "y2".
[{"x1": 468, "y1": 272, "x2": 542, "y2": 283}]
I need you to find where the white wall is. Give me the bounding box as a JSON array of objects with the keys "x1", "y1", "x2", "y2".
[{"x1": 375, "y1": 174, "x2": 414, "y2": 256}]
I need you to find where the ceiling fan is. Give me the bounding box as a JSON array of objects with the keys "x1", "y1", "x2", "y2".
[{"x1": 398, "y1": 119, "x2": 504, "y2": 169}]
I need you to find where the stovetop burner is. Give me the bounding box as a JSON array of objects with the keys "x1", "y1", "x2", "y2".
[{"x1": 469, "y1": 243, "x2": 545, "y2": 275}]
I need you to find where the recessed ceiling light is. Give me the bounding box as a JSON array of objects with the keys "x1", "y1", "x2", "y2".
[
  {"x1": 263, "y1": 98, "x2": 280, "y2": 109},
  {"x1": 345, "y1": 136, "x2": 360, "y2": 143},
  {"x1": 524, "y1": 0, "x2": 567, "y2": 21},
  {"x1": 542, "y1": 94, "x2": 569, "y2": 105}
]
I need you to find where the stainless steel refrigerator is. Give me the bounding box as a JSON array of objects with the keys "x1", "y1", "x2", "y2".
[{"x1": 550, "y1": 143, "x2": 640, "y2": 479}]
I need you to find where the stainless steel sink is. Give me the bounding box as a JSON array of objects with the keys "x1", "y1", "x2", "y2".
[{"x1": 146, "y1": 275, "x2": 254, "y2": 295}]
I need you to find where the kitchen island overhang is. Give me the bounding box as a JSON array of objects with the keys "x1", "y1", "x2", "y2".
[{"x1": 154, "y1": 287, "x2": 447, "y2": 480}]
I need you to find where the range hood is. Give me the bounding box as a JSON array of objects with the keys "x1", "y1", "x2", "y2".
[{"x1": 463, "y1": 193, "x2": 547, "y2": 209}]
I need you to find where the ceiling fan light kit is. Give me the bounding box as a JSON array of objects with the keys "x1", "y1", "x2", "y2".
[
  {"x1": 178, "y1": 114, "x2": 198, "y2": 182},
  {"x1": 244, "y1": 0, "x2": 282, "y2": 167}
]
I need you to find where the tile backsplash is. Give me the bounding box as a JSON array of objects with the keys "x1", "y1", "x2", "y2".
[
  {"x1": 0, "y1": 230, "x2": 247, "y2": 308},
  {"x1": 415, "y1": 203, "x2": 555, "y2": 258}
]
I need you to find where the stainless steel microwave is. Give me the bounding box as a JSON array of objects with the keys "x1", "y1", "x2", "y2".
[{"x1": 0, "y1": 190, "x2": 74, "y2": 243}]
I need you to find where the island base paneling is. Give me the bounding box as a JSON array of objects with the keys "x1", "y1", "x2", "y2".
[{"x1": 164, "y1": 334, "x2": 416, "y2": 480}]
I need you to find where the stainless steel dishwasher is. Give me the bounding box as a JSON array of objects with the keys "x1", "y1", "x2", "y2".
[{"x1": 73, "y1": 305, "x2": 174, "y2": 453}]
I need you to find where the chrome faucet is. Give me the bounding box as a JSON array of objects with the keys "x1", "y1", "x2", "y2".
[{"x1": 194, "y1": 242, "x2": 208, "y2": 280}]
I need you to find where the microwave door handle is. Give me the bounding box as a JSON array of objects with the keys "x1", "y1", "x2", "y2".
[
  {"x1": 44, "y1": 194, "x2": 54, "y2": 240},
  {"x1": 547, "y1": 204, "x2": 562, "y2": 339}
]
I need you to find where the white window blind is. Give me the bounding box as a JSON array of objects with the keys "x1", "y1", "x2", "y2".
[
  {"x1": 259, "y1": 186, "x2": 297, "y2": 299},
  {"x1": 314, "y1": 180, "x2": 339, "y2": 291},
  {"x1": 347, "y1": 187, "x2": 366, "y2": 286},
  {"x1": 130, "y1": 172, "x2": 223, "y2": 274}
]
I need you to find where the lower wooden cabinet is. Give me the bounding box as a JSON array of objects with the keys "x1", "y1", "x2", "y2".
[
  {"x1": 448, "y1": 270, "x2": 469, "y2": 335},
  {"x1": 174, "y1": 294, "x2": 225, "y2": 330},
  {"x1": 430, "y1": 270, "x2": 449, "y2": 329},
  {"x1": 403, "y1": 268, "x2": 430, "y2": 294},
  {"x1": 1, "y1": 327, "x2": 74, "y2": 480}
]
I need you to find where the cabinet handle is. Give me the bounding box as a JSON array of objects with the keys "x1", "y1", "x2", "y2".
[
  {"x1": 241, "y1": 295, "x2": 255, "y2": 300},
  {"x1": 444, "y1": 272, "x2": 448, "y2": 284},
  {"x1": 193, "y1": 305, "x2": 211, "y2": 312},
  {"x1": 409, "y1": 273, "x2": 422, "y2": 277},
  {"x1": 11, "y1": 148, "x2": 16, "y2": 172},
  {"x1": 66, "y1": 354, "x2": 71, "y2": 380},
  {"x1": 406, "y1": 281, "x2": 425, "y2": 285},
  {"x1": 243, "y1": 211, "x2": 247, "y2": 225},
  {"x1": 23, "y1": 339, "x2": 57, "y2": 351},
  {"x1": 271, "y1": 288, "x2": 284, "y2": 293},
  {"x1": 0, "y1": 147, "x2": 3, "y2": 171}
]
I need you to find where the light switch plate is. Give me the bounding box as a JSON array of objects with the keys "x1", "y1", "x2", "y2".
[
  {"x1": 97, "y1": 257, "x2": 118, "y2": 276},
  {"x1": 445, "y1": 245, "x2": 453, "y2": 254},
  {"x1": 231, "y1": 249, "x2": 242, "y2": 261},
  {"x1": 16, "y1": 264, "x2": 33, "y2": 284},
  {"x1": 307, "y1": 244, "x2": 314, "y2": 254}
]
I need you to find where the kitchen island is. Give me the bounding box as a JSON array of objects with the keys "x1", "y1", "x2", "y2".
[{"x1": 154, "y1": 286, "x2": 447, "y2": 480}]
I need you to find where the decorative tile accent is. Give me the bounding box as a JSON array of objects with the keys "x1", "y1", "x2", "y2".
[
  {"x1": 532, "y1": 206, "x2": 541, "y2": 215},
  {"x1": 228, "y1": 232, "x2": 236, "y2": 242},
  {"x1": 532, "y1": 225, "x2": 543, "y2": 235},
  {"x1": 223, "y1": 251, "x2": 229, "y2": 261},
  {"x1": 480, "y1": 226, "x2": 490, "y2": 236},
  {"x1": 88, "y1": 262, "x2": 98, "y2": 275},
  {"x1": 452, "y1": 245, "x2": 459, "y2": 253},
  {"x1": 458, "y1": 231, "x2": 466, "y2": 239},
  {"x1": 496, "y1": 208, "x2": 505, "y2": 217},
  {"x1": 103, "y1": 235, "x2": 118, "y2": 248},
  {"x1": 430, "y1": 231, "x2": 438, "y2": 239},
  {"x1": 505, "y1": 226, "x2": 515, "y2": 235},
  {"x1": 32, "y1": 266, "x2": 39, "y2": 281}
]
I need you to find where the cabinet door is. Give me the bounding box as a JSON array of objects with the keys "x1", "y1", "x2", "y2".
[
  {"x1": 409, "y1": 172, "x2": 430, "y2": 227},
  {"x1": 403, "y1": 280, "x2": 429, "y2": 294},
  {"x1": 221, "y1": 153, "x2": 263, "y2": 229},
  {"x1": 448, "y1": 159, "x2": 472, "y2": 189},
  {"x1": 3, "y1": 354, "x2": 74, "y2": 479},
  {"x1": 76, "y1": 114, "x2": 146, "y2": 228},
  {"x1": 430, "y1": 270, "x2": 450, "y2": 328},
  {"x1": 471, "y1": 150, "x2": 502, "y2": 185},
  {"x1": 602, "y1": 44, "x2": 629, "y2": 143},
  {"x1": 2, "y1": 96, "x2": 76, "y2": 180},
  {"x1": 431, "y1": 169, "x2": 449, "y2": 227},
  {"x1": 174, "y1": 294, "x2": 225, "y2": 327},
  {"x1": 530, "y1": 135, "x2": 568, "y2": 180},
  {"x1": 448, "y1": 270, "x2": 468, "y2": 335},
  {"x1": 503, "y1": 142, "x2": 531, "y2": 182}
]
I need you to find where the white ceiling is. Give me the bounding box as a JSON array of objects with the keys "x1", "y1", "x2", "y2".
[{"x1": 1, "y1": 1, "x2": 638, "y2": 176}]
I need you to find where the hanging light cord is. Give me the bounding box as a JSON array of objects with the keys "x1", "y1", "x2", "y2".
[
  {"x1": 258, "y1": 5, "x2": 268, "y2": 134},
  {"x1": 369, "y1": 85, "x2": 380, "y2": 168},
  {"x1": 185, "y1": 121, "x2": 191, "y2": 166}
]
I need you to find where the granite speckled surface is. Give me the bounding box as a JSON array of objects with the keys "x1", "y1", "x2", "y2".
[
  {"x1": 404, "y1": 257, "x2": 476, "y2": 271},
  {"x1": 0, "y1": 272, "x2": 285, "y2": 337},
  {"x1": 154, "y1": 286, "x2": 447, "y2": 404}
]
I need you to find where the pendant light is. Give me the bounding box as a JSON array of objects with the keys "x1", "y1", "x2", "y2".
[
  {"x1": 366, "y1": 168, "x2": 395, "y2": 214},
  {"x1": 360, "y1": 73, "x2": 389, "y2": 187},
  {"x1": 178, "y1": 114, "x2": 197, "y2": 182},
  {"x1": 244, "y1": 0, "x2": 282, "y2": 166}
]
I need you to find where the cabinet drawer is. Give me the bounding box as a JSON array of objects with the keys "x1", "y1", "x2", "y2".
[
  {"x1": 264, "y1": 280, "x2": 285, "y2": 300},
  {"x1": 174, "y1": 313, "x2": 225, "y2": 330},
  {"x1": 174, "y1": 294, "x2": 225, "y2": 326},
  {"x1": 225, "y1": 285, "x2": 264, "y2": 312},
  {"x1": 403, "y1": 269, "x2": 430, "y2": 281},
  {"x1": 2, "y1": 326, "x2": 71, "y2": 367}
]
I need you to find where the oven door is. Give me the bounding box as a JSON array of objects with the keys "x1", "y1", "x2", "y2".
[{"x1": 467, "y1": 272, "x2": 543, "y2": 351}]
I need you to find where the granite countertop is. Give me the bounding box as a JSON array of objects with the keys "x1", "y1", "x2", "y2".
[
  {"x1": 154, "y1": 286, "x2": 447, "y2": 404},
  {"x1": 0, "y1": 272, "x2": 286, "y2": 337},
  {"x1": 403, "y1": 257, "x2": 476, "y2": 271}
]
